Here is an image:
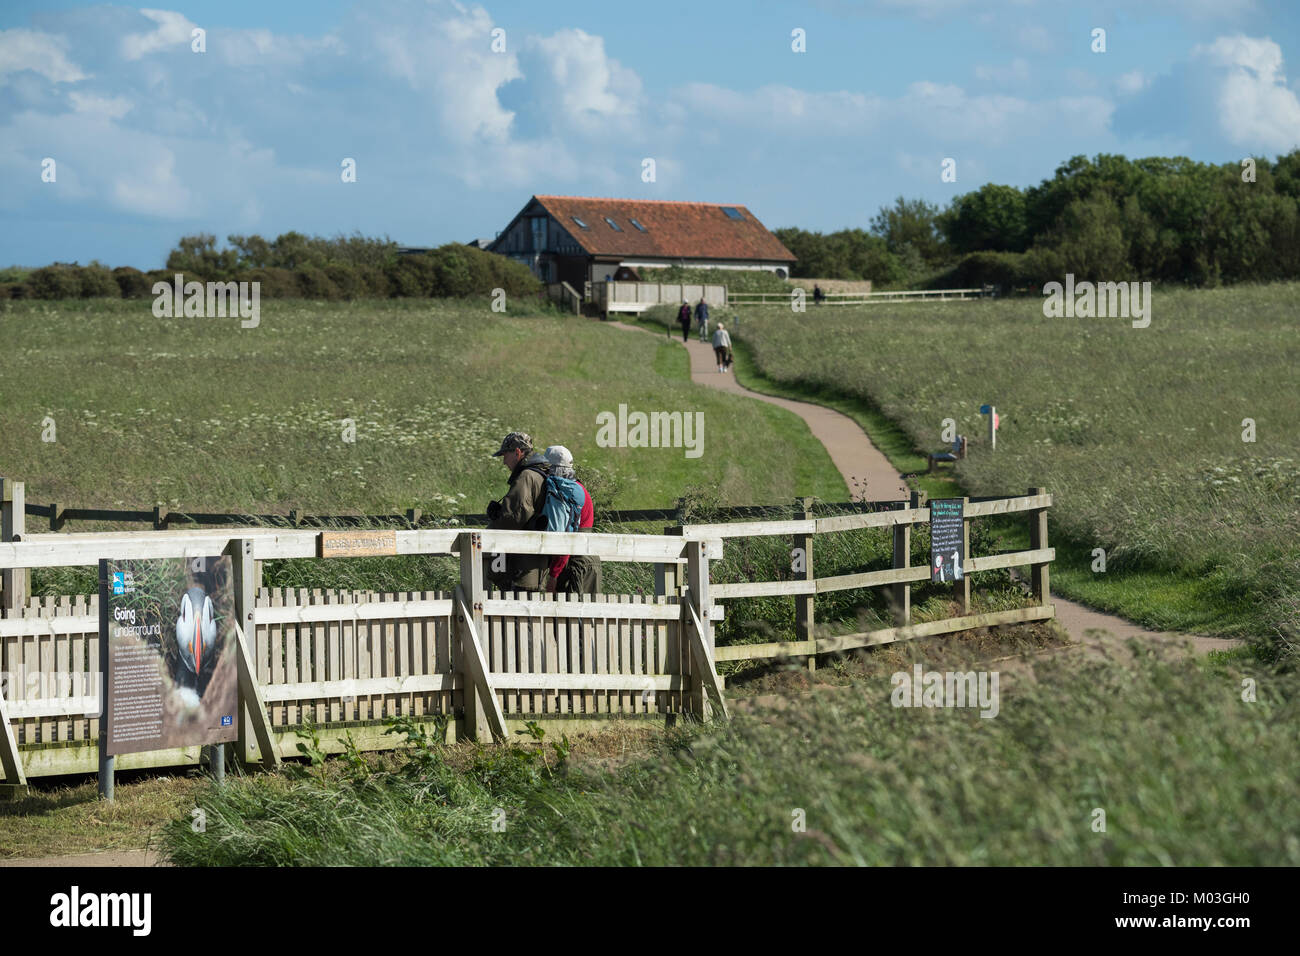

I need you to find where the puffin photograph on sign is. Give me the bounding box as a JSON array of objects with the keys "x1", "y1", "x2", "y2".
[{"x1": 99, "y1": 555, "x2": 239, "y2": 756}]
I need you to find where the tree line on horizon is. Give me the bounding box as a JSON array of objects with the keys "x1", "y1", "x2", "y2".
[
  {"x1": 0, "y1": 234, "x2": 542, "y2": 302},
  {"x1": 775, "y1": 149, "x2": 1300, "y2": 290}
]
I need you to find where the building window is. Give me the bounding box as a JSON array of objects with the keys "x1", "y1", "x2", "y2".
[
  {"x1": 629, "y1": 218, "x2": 648, "y2": 232},
  {"x1": 604, "y1": 217, "x2": 623, "y2": 232},
  {"x1": 721, "y1": 207, "x2": 744, "y2": 220},
  {"x1": 571, "y1": 216, "x2": 590, "y2": 229}
]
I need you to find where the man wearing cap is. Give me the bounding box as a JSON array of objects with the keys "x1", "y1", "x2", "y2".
[
  {"x1": 485, "y1": 431, "x2": 551, "y2": 592},
  {"x1": 544, "y1": 445, "x2": 602, "y2": 596}
]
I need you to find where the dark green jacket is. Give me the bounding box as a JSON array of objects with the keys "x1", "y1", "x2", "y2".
[{"x1": 486, "y1": 454, "x2": 550, "y2": 591}]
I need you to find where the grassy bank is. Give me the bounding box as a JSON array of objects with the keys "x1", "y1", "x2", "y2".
[{"x1": 158, "y1": 646, "x2": 1298, "y2": 866}]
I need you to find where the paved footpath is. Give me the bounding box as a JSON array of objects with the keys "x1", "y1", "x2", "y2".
[{"x1": 611, "y1": 320, "x2": 1241, "y2": 657}]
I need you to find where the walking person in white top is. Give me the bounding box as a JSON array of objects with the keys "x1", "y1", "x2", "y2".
[{"x1": 711, "y1": 320, "x2": 733, "y2": 372}]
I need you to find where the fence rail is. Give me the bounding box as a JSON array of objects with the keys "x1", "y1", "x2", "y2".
[
  {"x1": 727, "y1": 288, "x2": 986, "y2": 306},
  {"x1": 21, "y1": 499, "x2": 875, "y2": 532},
  {"x1": 0, "y1": 476, "x2": 1053, "y2": 785}
]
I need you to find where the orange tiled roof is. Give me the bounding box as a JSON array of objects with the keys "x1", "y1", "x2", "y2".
[{"x1": 532, "y1": 195, "x2": 795, "y2": 262}]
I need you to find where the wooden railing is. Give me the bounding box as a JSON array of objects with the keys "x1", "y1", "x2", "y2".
[
  {"x1": 667, "y1": 489, "x2": 1054, "y2": 669},
  {"x1": 726, "y1": 288, "x2": 985, "y2": 306}
]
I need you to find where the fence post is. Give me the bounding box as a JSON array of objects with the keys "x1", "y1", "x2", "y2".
[
  {"x1": 684, "y1": 539, "x2": 715, "y2": 721},
  {"x1": 226, "y1": 538, "x2": 259, "y2": 764},
  {"x1": 960, "y1": 496, "x2": 972, "y2": 614},
  {"x1": 1028, "y1": 487, "x2": 1050, "y2": 605},
  {"x1": 892, "y1": 491, "x2": 920, "y2": 626},
  {"x1": 1, "y1": 479, "x2": 28, "y2": 614},
  {"x1": 654, "y1": 497, "x2": 687, "y2": 597},
  {"x1": 456, "y1": 531, "x2": 490, "y2": 742},
  {"x1": 794, "y1": 498, "x2": 815, "y2": 671}
]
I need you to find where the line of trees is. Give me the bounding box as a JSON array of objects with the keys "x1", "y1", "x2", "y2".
[
  {"x1": 776, "y1": 149, "x2": 1300, "y2": 289},
  {"x1": 1, "y1": 233, "x2": 542, "y2": 301}
]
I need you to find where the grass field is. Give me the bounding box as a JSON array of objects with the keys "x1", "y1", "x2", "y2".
[
  {"x1": 0, "y1": 297, "x2": 845, "y2": 517},
  {"x1": 720, "y1": 284, "x2": 1300, "y2": 655}
]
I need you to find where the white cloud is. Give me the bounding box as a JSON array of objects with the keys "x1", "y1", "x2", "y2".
[
  {"x1": 1115, "y1": 70, "x2": 1147, "y2": 95},
  {"x1": 1192, "y1": 35, "x2": 1300, "y2": 151},
  {"x1": 0, "y1": 28, "x2": 87, "y2": 83},
  {"x1": 111, "y1": 147, "x2": 192, "y2": 217},
  {"x1": 215, "y1": 29, "x2": 344, "y2": 69},
  {"x1": 359, "y1": 1, "x2": 520, "y2": 143},
  {"x1": 69, "y1": 91, "x2": 133, "y2": 119},
  {"x1": 523, "y1": 29, "x2": 641, "y2": 123},
  {"x1": 121, "y1": 9, "x2": 197, "y2": 61}
]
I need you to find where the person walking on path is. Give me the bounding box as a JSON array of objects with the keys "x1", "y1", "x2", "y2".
[
  {"x1": 543, "y1": 445, "x2": 601, "y2": 595},
  {"x1": 695, "y1": 296, "x2": 710, "y2": 341},
  {"x1": 712, "y1": 320, "x2": 733, "y2": 372},
  {"x1": 676, "y1": 303, "x2": 696, "y2": 343},
  {"x1": 485, "y1": 431, "x2": 551, "y2": 592}
]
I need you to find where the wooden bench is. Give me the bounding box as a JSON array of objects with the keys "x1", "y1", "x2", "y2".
[{"x1": 927, "y1": 436, "x2": 968, "y2": 473}]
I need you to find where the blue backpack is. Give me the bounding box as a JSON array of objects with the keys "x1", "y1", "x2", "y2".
[{"x1": 539, "y1": 475, "x2": 586, "y2": 533}]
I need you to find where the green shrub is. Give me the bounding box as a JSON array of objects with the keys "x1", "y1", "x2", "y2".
[
  {"x1": 637, "y1": 265, "x2": 788, "y2": 294},
  {"x1": 165, "y1": 233, "x2": 239, "y2": 279},
  {"x1": 295, "y1": 267, "x2": 340, "y2": 300},
  {"x1": 357, "y1": 264, "x2": 390, "y2": 297},
  {"x1": 112, "y1": 266, "x2": 152, "y2": 298},
  {"x1": 385, "y1": 256, "x2": 436, "y2": 297},
  {"x1": 324, "y1": 263, "x2": 362, "y2": 300},
  {"x1": 27, "y1": 264, "x2": 82, "y2": 299},
  {"x1": 428, "y1": 246, "x2": 474, "y2": 297},
  {"x1": 77, "y1": 263, "x2": 120, "y2": 298},
  {"x1": 242, "y1": 267, "x2": 297, "y2": 298}
]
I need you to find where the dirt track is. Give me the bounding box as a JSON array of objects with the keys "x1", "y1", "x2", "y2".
[
  {"x1": 612, "y1": 318, "x2": 1242, "y2": 655},
  {"x1": 0, "y1": 848, "x2": 170, "y2": 867}
]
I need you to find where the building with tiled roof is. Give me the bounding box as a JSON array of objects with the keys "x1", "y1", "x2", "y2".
[{"x1": 487, "y1": 195, "x2": 796, "y2": 289}]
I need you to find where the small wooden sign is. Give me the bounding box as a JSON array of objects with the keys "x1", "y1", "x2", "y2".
[
  {"x1": 319, "y1": 530, "x2": 397, "y2": 558},
  {"x1": 929, "y1": 498, "x2": 965, "y2": 583}
]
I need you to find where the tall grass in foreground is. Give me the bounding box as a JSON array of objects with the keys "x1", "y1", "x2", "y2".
[{"x1": 162, "y1": 650, "x2": 1299, "y2": 866}]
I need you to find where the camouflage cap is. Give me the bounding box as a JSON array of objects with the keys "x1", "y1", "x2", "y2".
[{"x1": 492, "y1": 431, "x2": 533, "y2": 457}]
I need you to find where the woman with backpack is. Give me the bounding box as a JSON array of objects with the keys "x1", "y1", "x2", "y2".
[
  {"x1": 677, "y1": 301, "x2": 691, "y2": 342},
  {"x1": 543, "y1": 445, "x2": 600, "y2": 595}
]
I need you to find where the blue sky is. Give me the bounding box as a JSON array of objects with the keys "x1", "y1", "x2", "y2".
[{"x1": 2, "y1": 0, "x2": 1298, "y2": 268}]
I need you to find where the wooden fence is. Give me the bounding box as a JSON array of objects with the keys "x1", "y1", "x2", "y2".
[
  {"x1": 0, "y1": 477, "x2": 1053, "y2": 785},
  {"x1": 682, "y1": 489, "x2": 1054, "y2": 668},
  {"x1": 726, "y1": 288, "x2": 985, "y2": 306}
]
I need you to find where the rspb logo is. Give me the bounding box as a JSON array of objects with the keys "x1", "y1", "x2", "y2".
[
  {"x1": 220, "y1": 716, "x2": 233, "y2": 726},
  {"x1": 111, "y1": 571, "x2": 135, "y2": 595}
]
